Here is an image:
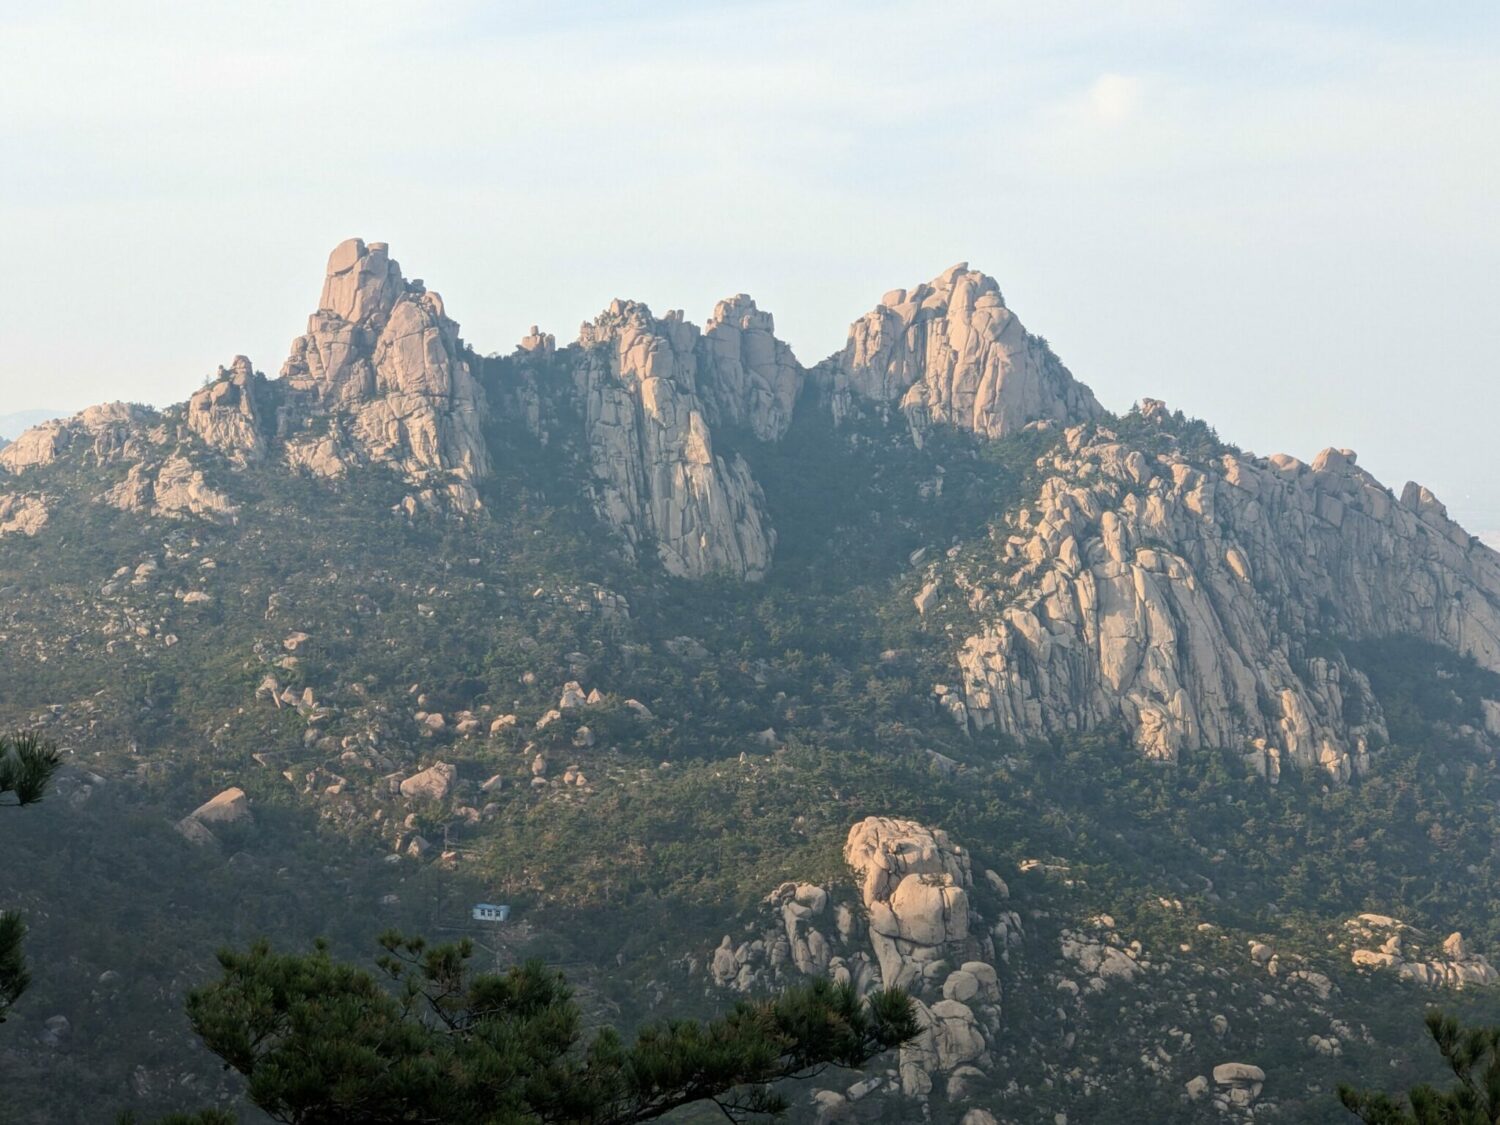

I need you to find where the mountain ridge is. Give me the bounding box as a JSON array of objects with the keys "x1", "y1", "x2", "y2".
[
  {"x1": 4, "y1": 238, "x2": 1497, "y2": 781},
  {"x1": 4, "y1": 239, "x2": 1500, "y2": 1122}
]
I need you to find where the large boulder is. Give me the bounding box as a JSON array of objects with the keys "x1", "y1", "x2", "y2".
[
  {"x1": 188, "y1": 787, "x2": 252, "y2": 827},
  {"x1": 0, "y1": 494, "x2": 48, "y2": 537},
  {"x1": 175, "y1": 787, "x2": 252, "y2": 846},
  {"x1": 400, "y1": 762, "x2": 457, "y2": 802},
  {"x1": 1213, "y1": 1062, "x2": 1266, "y2": 1108}
]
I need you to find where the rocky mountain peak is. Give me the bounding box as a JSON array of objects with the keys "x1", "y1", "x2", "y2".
[
  {"x1": 823, "y1": 262, "x2": 1104, "y2": 445},
  {"x1": 699, "y1": 294, "x2": 803, "y2": 443},
  {"x1": 564, "y1": 297, "x2": 774, "y2": 580},
  {"x1": 317, "y1": 238, "x2": 406, "y2": 328},
  {"x1": 276, "y1": 238, "x2": 490, "y2": 510},
  {"x1": 517, "y1": 325, "x2": 556, "y2": 356}
]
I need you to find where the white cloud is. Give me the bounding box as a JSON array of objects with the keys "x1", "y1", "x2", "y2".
[{"x1": 1089, "y1": 73, "x2": 1142, "y2": 124}]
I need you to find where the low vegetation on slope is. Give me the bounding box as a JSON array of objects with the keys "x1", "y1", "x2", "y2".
[{"x1": 3, "y1": 376, "x2": 1500, "y2": 1121}]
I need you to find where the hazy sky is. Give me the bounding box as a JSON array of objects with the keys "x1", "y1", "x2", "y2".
[{"x1": 2, "y1": 1, "x2": 1497, "y2": 541}]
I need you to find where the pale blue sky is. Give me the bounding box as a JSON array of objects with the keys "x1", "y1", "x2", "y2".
[{"x1": 2, "y1": 1, "x2": 1496, "y2": 541}]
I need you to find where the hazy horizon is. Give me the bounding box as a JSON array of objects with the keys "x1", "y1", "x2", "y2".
[{"x1": 3, "y1": 1, "x2": 1497, "y2": 540}]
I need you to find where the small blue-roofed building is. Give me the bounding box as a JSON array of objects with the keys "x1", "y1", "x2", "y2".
[{"x1": 472, "y1": 903, "x2": 510, "y2": 923}]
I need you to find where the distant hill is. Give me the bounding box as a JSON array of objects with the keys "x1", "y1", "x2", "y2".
[{"x1": 0, "y1": 407, "x2": 62, "y2": 441}]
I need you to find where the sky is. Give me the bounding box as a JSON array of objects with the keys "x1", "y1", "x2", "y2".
[{"x1": 1, "y1": 0, "x2": 1497, "y2": 542}]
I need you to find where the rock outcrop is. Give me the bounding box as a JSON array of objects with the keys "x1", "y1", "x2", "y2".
[
  {"x1": 277, "y1": 239, "x2": 490, "y2": 510},
  {"x1": 0, "y1": 494, "x2": 48, "y2": 537},
  {"x1": 569, "y1": 300, "x2": 775, "y2": 579},
  {"x1": 819, "y1": 263, "x2": 1103, "y2": 445},
  {"x1": 187, "y1": 356, "x2": 270, "y2": 464},
  {"x1": 843, "y1": 818, "x2": 1001, "y2": 1098},
  {"x1": 0, "y1": 403, "x2": 155, "y2": 474},
  {"x1": 707, "y1": 817, "x2": 1018, "y2": 1101},
  {"x1": 844, "y1": 817, "x2": 984, "y2": 994},
  {"x1": 101, "y1": 455, "x2": 239, "y2": 521},
  {"x1": 1346, "y1": 914, "x2": 1499, "y2": 989},
  {"x1": 941, "y1": 417, "x2": 1500, "y2": 778}
]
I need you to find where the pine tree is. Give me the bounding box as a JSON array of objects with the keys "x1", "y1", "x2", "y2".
[
  {"x1": 0, "y1": 731, "x2": 62, "y2": 808},
  {"x1": 1339, "y1": 1009, "x2": 1500, "y2": 1124},
  {"x1": 165, "y1": 930, "x2": 917, "y2": 1124},
  {"x1": 0, "y1": 730, "x2": 61, "y2": 1022}
]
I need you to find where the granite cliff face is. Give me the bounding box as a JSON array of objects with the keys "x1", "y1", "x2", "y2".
[
  {"x1": 818, "y1": 263, "x2": 1104, "y2": 445},
  {"x1": 567, "y1": 299, "x2": 776, "y2": 580},
  {"x1": 929, "y1": 411, "x2": 1500, "y2": 778},
  {"x1": 274, "y1": 238, "x2": 490, "y2": 511}
]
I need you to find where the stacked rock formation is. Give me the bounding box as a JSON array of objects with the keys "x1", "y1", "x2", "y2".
[
  {"x1": 276, "y1": 238, "x2": 490, "y2": 511},
  {"x1": 936, "y1": 416, "x2": 1500, "y2": 778},
  {"x1": 707, "y1": 817, "x2": 1021, "y2": 1102},
  {"x1": 1346, "y1": 914, "x2": 1500, "y2": 988}
]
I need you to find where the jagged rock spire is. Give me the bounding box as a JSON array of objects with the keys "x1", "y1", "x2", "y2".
[
  {"x1": 278, "y1": 238, "x2": 490, "y2": 510},
  {"x1": 697, "y1": 294, "x2": 803, "y2": 443},
  {"x1": 570, "y1": 299, "x2": 774, "y2": 580}
]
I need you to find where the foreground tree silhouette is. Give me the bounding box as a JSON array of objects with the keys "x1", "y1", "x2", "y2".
[
  {"x1": 0, "y1": 731, "x2": 61, "y2": 1022},
  {"x1": 161, "y1": 930, "x2": 917, "y2": 1124},
  {"x1": 1340, "y1": 1010, "x2": 1500, "y2": 1123}
]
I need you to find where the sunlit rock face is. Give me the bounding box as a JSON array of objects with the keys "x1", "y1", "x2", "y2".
[
  {"x1": 276, "y1": 238, "x2": 490, "y2": 511},
  {"x1": 0, "y1": 403, "x2": 154, "y2": 474},
  {"x1": 695, "y1": 294, "x2": 804, "y2": 443},
  {"x1": 938, "y1": 416, "x2": 1500, "y2": 778},
  {"x1": 819, "y1": 262, "x2": 1104, "y2": 445},
  {"x1": 706, "y1": 816, "x2": 1017, "y2": 1100},
  {"x1": 186, "y1": 356, "x2": 271, "y2": 465}
]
